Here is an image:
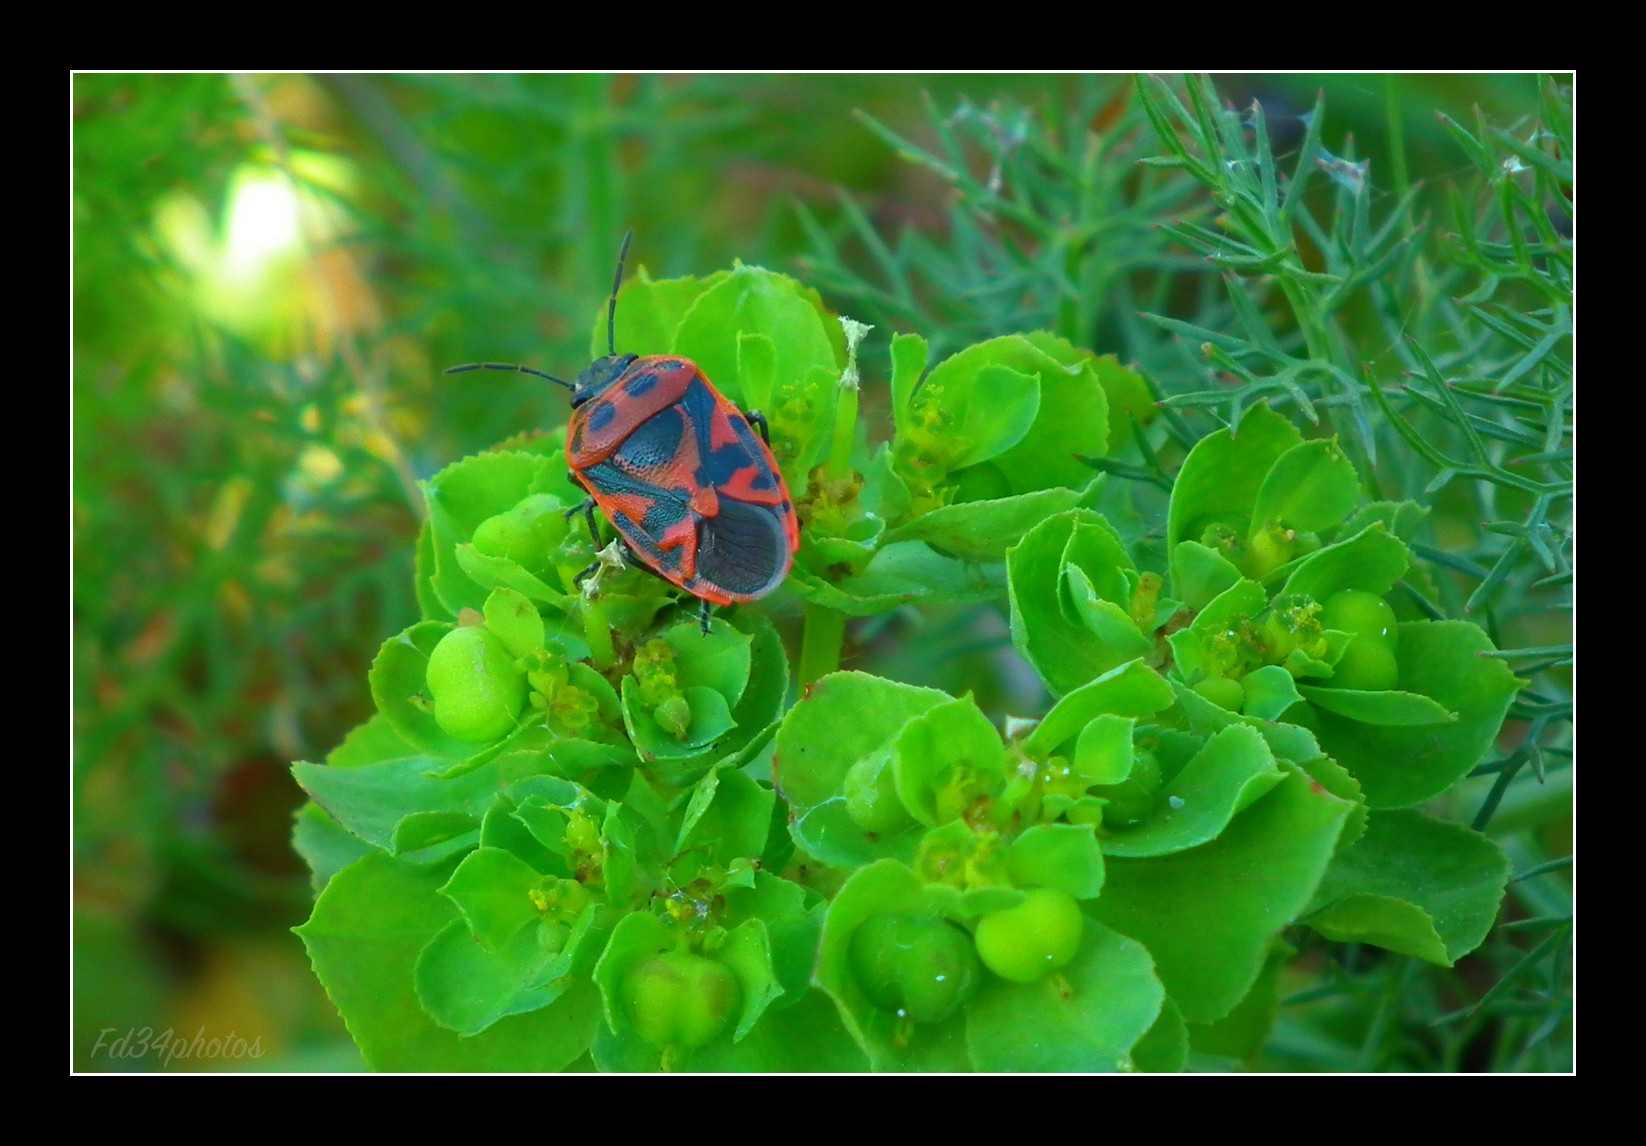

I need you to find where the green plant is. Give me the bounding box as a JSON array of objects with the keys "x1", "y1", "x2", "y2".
[{"x1": 288, "y1": 74, "x2": 1571, "y2": 1072}]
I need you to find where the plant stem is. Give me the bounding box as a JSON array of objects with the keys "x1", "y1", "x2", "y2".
[
  {"x1": 798, "y1": 603, "x2": 846, "y2": 689},
  {"x1": 582, "y1": 598, "x2": 617, "y2": 671},
  {"x1": 827, "y1": 384, "x2": 858, "y2": 482}
]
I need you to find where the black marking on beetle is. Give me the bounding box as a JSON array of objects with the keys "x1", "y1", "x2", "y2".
[
  {"x1": 587, "y1": 403, "x2": 619, "y2": 433},
  {"x1": 624, "y1": 371, "x2": 659, "y2": 398}
]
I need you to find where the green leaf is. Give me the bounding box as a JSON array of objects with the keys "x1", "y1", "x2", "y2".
[
  {"x1": 1091, "y1": 768, "x2": 1352, "y2": 1023},
  {"x1": 1282, "y1": 523, "x2": 1410, "y2": 602},
  {"x1": 1089, "y1": 353, "x2": 1157, "y2": 454},
  {"x1": 296, "y1": 854, "x2": 601, "y2": 1071},
  {"x1": 675, "y1": 989, "x2": 867, "y2": 1072},
  {"x1": 603, "y1": 270, "x2": 727, "y2": 360},
  {"x1": 909, "y1": 338, "x2": 1044, "y2": 469},
  {"x1": 1008, "y1": 510, "x2": 1141, "y2": 696},
  {"x1": 590, "y1": 912, "x2": 679, "y2": 1063},
  {"x1": 413, "y1": 916, "x2": 571, "y2": 1035},
  {"x1": 735, "y1": 331, "x2": 777, "y2": 415},
  {"x1": 1341, "y1": 499, "x2": 1429, "y2": 542},
  {"x1": 991, "y1": 332, "x2": 1112, "y2": 496},
  {"x1": 1002, "y1": 823, "x2": 1105, "y2": 900},
  {"x1": 594, "y1": 986, "x2": 866, "y2": 1073},
  {"x1": 640, "y1": 613, "x2": 789, "y2": 790},
  {"x1": 1060, "y1": 506, "x2": 1136, "y2": 603},
  {"x1": 860, "y1": 441, "x2": 913, "y2": 527},
  {"x1": 390, "y1": 811, "x2": 481, "y2": 860},
  {"x1": 424, "y1": 451, "x2": 568, "y2": 617},
  {"x1": 1021, "y1": 659, "x2": 1176, "y2": 758},
  {"x1": 1168, "y1": 403, "x2": 1303, "y2": 576},
  {"x1": 326, "y1": 712, "x2": 415, "y2": 768},
  {"x1": 1072, "y1": 715, "x2": 1137, "y2": 786},
  {"x1": 1171, "y1": 541, "x2": 1246, "y2": 612},
  {"x1": 892, "y1": 696, "x2": 1007, "y2": 828},
  {"x1": 785, "y1": 540, "x2": 1004, "y2": 616},
  {"x1": 674, "y1": 766, "x2": 774, "y2": 865},
  {"x1": 1172, "y1": 680, "x2": 1327, "y2": 769},
  {"x1": 1297, "y1": 684, "x2": 1457, "y2": 726},
  {"x1": 1314, "y1": 621, "x2": 1524, "y2": 808},
  {"x1": 1191, "y1": 576, "x2": 1268, "y2": 637},
  {"x1": 663, "y1": 618, "x2": 753, "y2": 709},
  {"x1": 965, "y1": 919, "x2": 1163, "y2": 1072},
  {"x1": 716, "y1": 917, "x2": 786, "y2": 1040},
  {"x1": 723, "y1": 872, "x2": 820, "y2": 1007},
  {"x1": 1251, "y1": 438, "x2": 1362, "y2": 533},
  {"x1": 889, "y1": 331, "x2": 930, "y2": 431},
  {"x1": 1187, "y1": 939, "x2": 1291, "y2": 1062},
  {"x1": 882, "y1": 486, "x2": 1085, "y2": 562},
  {"x1": 1065, "y1": 567, "x2": 1153, "y2": 660},
  {"x1": 480, "y1": 800, "x2": 562, "y2": 875},
  {"x1": 439, "y1": 847, "x2": 544, "y2": 949},
  {"x1": 414, "y1": 517, "x2": 452, "y2": 622},
  {"x1": 1100, "y1": 724, "x2": 1286, "y2": 858},
  {"x1": 1131, "y1": 997, "x2": 1189, "y2": 1073},
  {"x1": 482, "y1": 587, "x2": 546, "y2": 659},
  {"x1": 456, "y1": 545, "x2": 571, "y2": 612},
  {"x1": 292, "y1": 754, "x2": 505, "y2": 852},
  {"x1": 672, "y1": 264, "x2": 841, "y2": 411},
  {"x1": 292, "y1": 802, "x2": 376, "y2": 892},
  {"x1": 621, "y1": 678, "x2": 737, "y2": 761},
  {"x1": 1305, "y1": 809, "x2": 1511, "y2": 964},
  {"x1": 1241, "y1": 665, "x2": 1304, "y2": 722},
  {"x1": 777, "y1": 672, "x2": 951, "y2": 869}
]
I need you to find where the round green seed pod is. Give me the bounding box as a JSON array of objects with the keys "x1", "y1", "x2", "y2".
[
  {"x1": 848, "y1": 914, "x2": 981, "y2": 1024},
  {"x1": 973, "y1": 888, "x2": 1085, "y2": 984},
  {"x1": 1091, "y1": 748, "x2": 1163, "y2": 828},
  {"x1": 1328, "y1": 636, "x2": 1400, "y2": 691},
  {"x1": 471, "y1": 494, "x2": 568, "y2": 572},
  {"x1": 425, "y1": 625, "x2": 526, "y2": 742},
  {"x1": 1320, "y1": 589, "x2": 1399, "y2": 648},
  {"x1": 622, "y1": 952, "x2": 741, "y2": 1050},
  {"x1": 1320, "y1": 590, "x2": 1400, "y2": 691}
]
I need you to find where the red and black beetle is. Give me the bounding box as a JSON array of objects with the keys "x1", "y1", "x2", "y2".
[{"x1": 449, "y1": 233, "x2": 800, "y2": 632}]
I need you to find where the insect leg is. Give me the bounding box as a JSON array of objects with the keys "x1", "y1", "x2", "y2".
[
  {"x1": 698, "y1": 597, "x2": 714, "y2": 636},
  {"x1": 564, "y1": 495, "x2": 602, "y2": 545},
  {"x1": 743, "y1": 410, "x2": 772, "y2": 446}
]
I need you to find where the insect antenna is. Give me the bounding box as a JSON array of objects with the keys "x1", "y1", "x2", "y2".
[
  {"x1": 607, "y1": 229, "x2": 634, "y2": 357},
  {"x1": 445, "y1": 362, "x2": 574, "y2": 391}
]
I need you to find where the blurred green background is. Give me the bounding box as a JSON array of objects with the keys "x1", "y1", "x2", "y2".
[{"x1": 72, "y1": 73, "x2": 1557, "y2": 1072}]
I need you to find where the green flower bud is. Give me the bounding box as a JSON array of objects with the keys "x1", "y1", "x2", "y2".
[
  {"x1": 653, "y1": 694, "x2": 692, "y2": 739},
  {"x1": 1262, "y1": 594, "x2": 1325, "y2": 662},
  {"x1": 1199, "y1": 522, "x2": 1248, "y2": 567}
]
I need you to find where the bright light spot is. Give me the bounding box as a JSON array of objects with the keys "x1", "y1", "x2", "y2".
[{"x1": 224, "y1": 170, "x2": 303, "y2": 283}]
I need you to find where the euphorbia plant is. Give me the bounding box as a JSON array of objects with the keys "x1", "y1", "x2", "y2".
[{"x1": 292, "y1": 251, "x2": 1525, "y2": 1072}]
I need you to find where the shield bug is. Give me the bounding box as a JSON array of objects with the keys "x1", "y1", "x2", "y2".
[{"x1": 449, "y1": 233, "x2": 800, "y2": 633}]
